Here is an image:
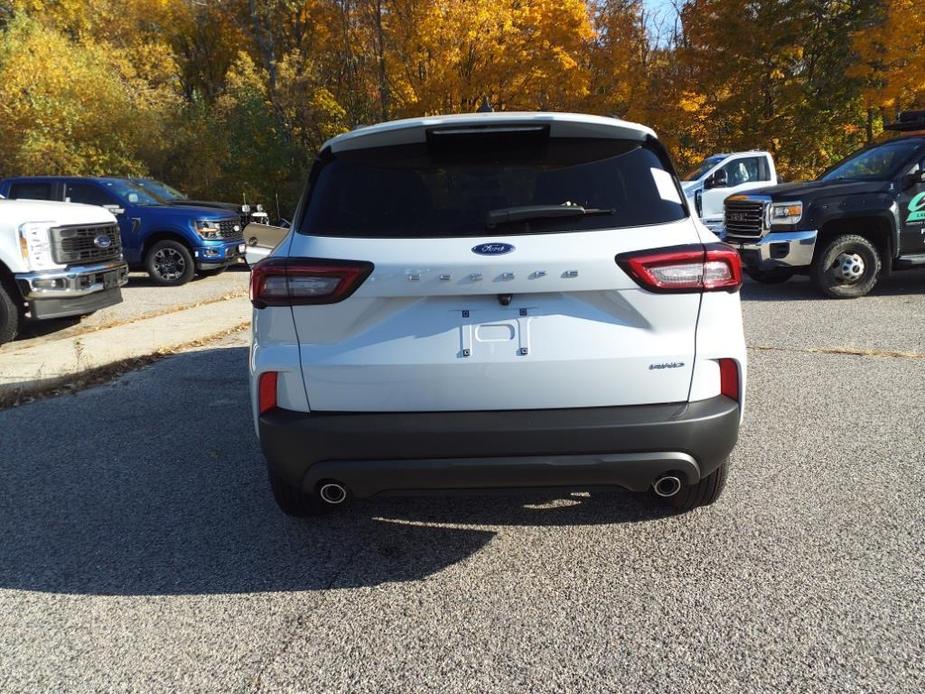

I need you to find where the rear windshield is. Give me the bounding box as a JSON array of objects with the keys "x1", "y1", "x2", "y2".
[{"x1": 299, "y1": 137, "x2": 687, "y2": 238}]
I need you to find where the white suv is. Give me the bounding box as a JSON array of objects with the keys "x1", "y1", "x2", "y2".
[{"x1": 249, "y1": 112, "x2": 746, "y2": 516}]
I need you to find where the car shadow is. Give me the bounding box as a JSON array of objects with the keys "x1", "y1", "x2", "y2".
[
  {"x1": 123, "y1": 274, "x2": 175, "y2": 288},
  {"x1": 0, "y1": 346, "x2": 668, "y2": 597},
  {"x1": 368, "y1": 489, "x2": 672, "y2": 528},
  {"x1": 740, "y1": 268, "x2": 925, "y2": 302},
  {"x1": 124, "y1": 264, "x2": 250, "y2": 288},
  {"x1": 11, "y1": 315, "x2": 82, "y2": 341}
]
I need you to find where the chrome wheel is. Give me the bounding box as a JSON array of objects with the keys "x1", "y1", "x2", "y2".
[
  {"x1": 812, "y1": 234, "x2": 880, "y2": 299},
  {"x1": 830, "y1": 251, "x2": 866, "y2": 284},
  {"x1": 153, "y1": 248, "x2": 186, "y2": 281}
]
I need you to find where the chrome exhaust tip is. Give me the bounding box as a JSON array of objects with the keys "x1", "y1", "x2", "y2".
[
  {"x1": 652, "y1": 475, "x2": 682, "y2": 498},
  {"x1": 319, "y1": 482, "x2": 348, "y2": 505}
]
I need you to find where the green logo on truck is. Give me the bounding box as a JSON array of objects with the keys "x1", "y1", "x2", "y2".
[{"x1": 908, "y1": 192, "x2": 925, "y2": 223}]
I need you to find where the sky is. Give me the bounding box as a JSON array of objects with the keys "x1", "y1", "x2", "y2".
[
  {"x1": 642, "y1": 0, "x2": 683, "y2": 41},
  {"x1": 644, "y1": 0, "x2": 681, "y2": 18}
]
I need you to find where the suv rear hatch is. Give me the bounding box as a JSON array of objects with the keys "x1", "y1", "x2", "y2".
[{"x1": 281, "y1": 120, "x2": 709, "y2": 412}]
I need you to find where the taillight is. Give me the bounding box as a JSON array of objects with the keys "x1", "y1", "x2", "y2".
[
  {"x1": 250, "y1": 258, "x2": 374, "y2": 308},
  {"x1": 616, "y1": 244, "x2": 742, "y2": 292},
  {"x1": 718, "y1": 359, "x2": 739, "y2": 401},
  {"x1": 258, "y1": 371, "x2": 278, "y2": 414}
]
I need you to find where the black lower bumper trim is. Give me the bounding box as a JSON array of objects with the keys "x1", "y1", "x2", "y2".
[
  {"x1": 259, "y1": 396, "x2": 741, "y2": 497},
  {"x1": 197, "y1": 259, "x2": 235, "y2": 270},
  {"x1": 29, "y1": 287, "x2": 123, "y2": 320},
  {"x1": 303, "y1": 452, "x2": 702, "y2": 497}
]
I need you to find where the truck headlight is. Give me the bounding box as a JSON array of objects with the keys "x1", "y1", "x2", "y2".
[
  {"x1": 768, "y1": 202, "x2": 803, "y2": 226},
  {"x1": 19, "y1": 222, "x2": 58, "y2": 270},
  {"x1": 196, "y1": 220, "x2": 221, "y2": 239}
]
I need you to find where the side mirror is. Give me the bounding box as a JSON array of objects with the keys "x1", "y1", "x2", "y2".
[
  {"x1": 103, "y1": 204, "x2": 125, "y2": 216},
  {"x1": 902, "y1": 171, "x2": 925, "y2": 190},
  {"x1": 705, "y1": 170, "x2": 728, "y2": 189}
]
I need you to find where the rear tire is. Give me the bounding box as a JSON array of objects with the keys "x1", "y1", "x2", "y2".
[
  {"x1": 663, "y1": 460, "x2": 729, "y2": 512},
  {"x1": 0, "y1": 281, "x2": 20, "y2": 345},
  {"x1": 145, "y1": 240, "x2": 195, "y2": 286},
  {"x1": 810, "y1": 234, "x2": 880, "y2": 299},
  {"x1": 268, "y1": 469, "x2": 332, "y2": 517},
  {"x1": 746, "y1": 268, "x2": 794, "y2": 284}
]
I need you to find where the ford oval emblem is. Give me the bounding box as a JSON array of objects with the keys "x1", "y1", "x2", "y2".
[
  {"x1": 94, "y1": 234, "x2": 112, "y2": 249},
  {"x1": 472, "y1": 242, "x2": 515, "y2": 256}
]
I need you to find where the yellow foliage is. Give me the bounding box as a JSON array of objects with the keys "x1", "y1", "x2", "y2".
[
  {"x1": 0, "y1": 0, "x2": 922, "y2": 206},
  {"x1": 851, "y1": 0, "x2": 925, "y2": 111},
  {"x1": 0, "y1": 16, "x2": 173, "y2": 176},
  {"x1": 276, "y1": 50, "x2": 349, "y2": 147},
  {"x1": 679, "y1": 93, "x2": 707, "y2": 114},
  {"x1": 385, "y1": 0, "x2": 592, "y2": 115}
]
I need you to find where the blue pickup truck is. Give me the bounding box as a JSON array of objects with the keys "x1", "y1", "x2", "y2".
[{"x1": 0, "y1": 177, "x2": 245, "y2": 286}]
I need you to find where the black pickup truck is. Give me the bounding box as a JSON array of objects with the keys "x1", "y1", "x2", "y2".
[{"x1": 724, "y1": 111, "x2": 925, "y2": 298}]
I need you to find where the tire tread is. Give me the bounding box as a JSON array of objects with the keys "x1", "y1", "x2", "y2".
[
  {"x1": 668, "y1": 460, "x2": 729, "y2": 511},
  {"x1": 144, "y1": 239, "x2": 196, "y2": 286},
  {"x1": 0, "y1": 280, "x2": 20, "y2": 345},
  {"x1": 268, "y1": 470, "x2": 331, "y2": 517},
  {"x1": 811, "y1": 234, "x2": 880, "y2": 299}
]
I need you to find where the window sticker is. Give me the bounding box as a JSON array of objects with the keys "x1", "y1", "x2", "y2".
[{"x1": 651, "y1": 168, "x2": 682, "y2": 204}]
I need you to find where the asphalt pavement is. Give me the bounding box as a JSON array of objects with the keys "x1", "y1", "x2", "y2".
[{"x1": 1, "y1": 274, "x2": 923, "y2": 693}]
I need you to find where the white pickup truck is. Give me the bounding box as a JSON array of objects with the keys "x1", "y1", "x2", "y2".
[
  {"x1": 681, "y1": 151, "x2": 778, "y2": 236},
  {"x1": 0, "y1": 198, "x2": 129, "y2": 344}
]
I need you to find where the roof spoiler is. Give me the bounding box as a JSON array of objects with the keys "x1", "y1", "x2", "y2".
[
  {"x1": 425, "y1": 123, "x2": 550, "y2": 149},
  {"x1": 885, "y1": 111, "x2": 925, "y2": 133}
]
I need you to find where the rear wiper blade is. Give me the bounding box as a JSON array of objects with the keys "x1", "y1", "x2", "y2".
[{"x1": 486, "y1": 204, "x2": 614, "y2": 229}]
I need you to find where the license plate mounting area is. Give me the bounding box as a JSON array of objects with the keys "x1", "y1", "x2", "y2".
[{"x1": 458, "y1": 307, "x2": 532, "y2": 359}]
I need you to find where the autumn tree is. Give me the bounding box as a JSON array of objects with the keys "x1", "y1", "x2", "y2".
[
  {"x1": 851, "y1": 0, "x2": 925, "y2": 138},
  {"x1": 586, "y1": 0, "x2": 650, "y2": 121},
  {"x1": 0, "y1": 15, "x2": 174, "y2": 177},
  {"x1": 673, "y1": 0, "x2": 882, "y2": 178},
  {"x1": 0, "y1": 0, "x2": 922, "y2": 210}
]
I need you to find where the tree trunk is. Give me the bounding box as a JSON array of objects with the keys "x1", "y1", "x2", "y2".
[
  {"x1": 374, "y1": 0, "x2": 390, "y2": 121},
  {"x1": 248, "y1": 0, "x2": 278, "y2": 93}
]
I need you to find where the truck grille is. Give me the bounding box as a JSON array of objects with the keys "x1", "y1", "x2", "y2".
[
  {"x1": 50, "y1": 223, "x2": 122, "y2": 265},
  {"x1": 219, "y1": 219, "x2": 243, "y2": 241},
  {"x1": 724, "y1": 199, "x2": 766, "y2": 239}
]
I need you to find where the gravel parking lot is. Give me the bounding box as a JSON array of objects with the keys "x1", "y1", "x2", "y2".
[{"x1": 1, "y1": 273, "x2": 923, "y2": 693}]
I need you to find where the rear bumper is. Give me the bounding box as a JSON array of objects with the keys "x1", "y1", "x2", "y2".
[
  {"x1": 258, "y1": 396, "x2": 741, "y2": 497},
  {"x1": 727, "y1": 229, "x2": 817, "y2": 270}
]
